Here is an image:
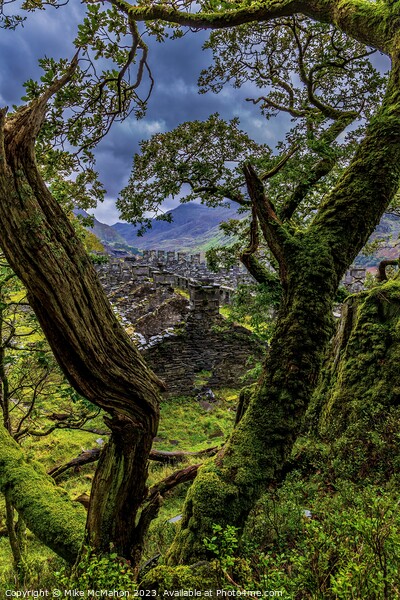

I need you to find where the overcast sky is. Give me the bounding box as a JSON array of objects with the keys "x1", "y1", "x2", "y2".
[
  {"x1": 0, "y1": 3, "x2": 282, "y2": 224},
  {"x1": 1, "y1": 4, "x2": 389, "y2": 227}
]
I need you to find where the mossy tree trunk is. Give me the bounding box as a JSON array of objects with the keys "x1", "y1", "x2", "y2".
[
  {"x1": 0, "y1": 66, "x2": 162, "y2": 564},
  {"x1": 0, "y1": 422, "x2": 86, "y2": 563},
  {"x1": 306, "y1": 279, "x2": 400, "y2": 482},
  {"x1": 167, "y1": 54, "x2": 400, "y2": 564}
]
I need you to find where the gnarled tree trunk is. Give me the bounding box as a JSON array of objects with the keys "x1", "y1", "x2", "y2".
[{"x1": 0, "y1": 68, "x2": 162, "y2": 564}]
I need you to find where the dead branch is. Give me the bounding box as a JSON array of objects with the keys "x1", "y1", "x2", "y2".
[
  {"x1": 49, "y1": 445, "x2": 220, "y2": 479},
  {"x1": 149, "y1": 446, "x2": 219, "y2": 464},
  {"x1": 243, "y1": 163, "x2": 289, "y2": 284},
  {"x1": 49, "y1": 448, "x2": 102, "y2": 479},
  {"x1": 148, "y1": 463, "x2": 201, "y2": 499},
  {"x1": 239, "y1": 208, "x2": 280, "y2": 289}
]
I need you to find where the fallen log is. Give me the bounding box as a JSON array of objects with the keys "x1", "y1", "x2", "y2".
[
  {"x1": 74, "y1": 463, "x2": 202, "y2": 512},
  {"x1": 149, "y1": 446, "x2": 219, "y2": 465},
  {"x1": 48, "y1": 448, "x2": 101, "y2": 479},
  {"x1": 49, "y1": 445, "x2": 220, "y2": 479}
]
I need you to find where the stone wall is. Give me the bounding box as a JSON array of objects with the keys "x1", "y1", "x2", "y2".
[
  {"x1": 95, "y1": 261, "x2": 265, "y2": 396},
  {"x1": 142, "y1": 297, "x2": 265, "y2": 396}
]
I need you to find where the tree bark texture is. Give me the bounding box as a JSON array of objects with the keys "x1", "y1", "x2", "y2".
[{"x1": 0, "y1": 85, "x2": 162, "y2": 563}]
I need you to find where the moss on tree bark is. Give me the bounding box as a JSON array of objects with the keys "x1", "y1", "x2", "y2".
[
  {"x1": 307, "y1": 279, "x2": 400, "y2": 481},
  {"x1": 0, "y1": 424, "x2": 86, "y2": 563}
]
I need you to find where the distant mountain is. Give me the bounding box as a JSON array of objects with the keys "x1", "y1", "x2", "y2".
[
  {"x1": 111, "y1": 202, "x2": 241, "y2": 251},
  {"x1": 92, "y1": 218, "x2": 126, "y2": 245},
  {"x1": 73, "y1": 209, "x2": 140, "y2": 255},
  {"x1": 77, "y1": 203, "x2": 400, "y2": 264}
]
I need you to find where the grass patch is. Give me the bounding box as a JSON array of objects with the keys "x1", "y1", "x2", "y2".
[{"x1": 154, "y1": 390, "x2": 237, "y2": 452}]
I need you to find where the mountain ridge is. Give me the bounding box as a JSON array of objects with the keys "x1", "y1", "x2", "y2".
[
  {"x1": 78, "y1": 204, "x2": 400, "y2": 265},
  {"x1": 111, "y1": 202, "x2": 240, "y2": 251}
]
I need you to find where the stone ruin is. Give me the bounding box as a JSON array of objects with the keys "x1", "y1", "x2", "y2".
[
  {"x1": 96, "y1": 249, "x2": 368, "y2": 295},
  {"x1": 95, "y1": 256, "x2": 265, "y2": 396},
  {"x1": 343, "y1": 266, "x2": 367, "y2": 292},
  {"x1": 142, "y1": 282, "x2": 265, "y2": 396}
]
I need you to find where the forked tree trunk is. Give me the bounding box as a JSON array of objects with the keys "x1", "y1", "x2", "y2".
[
  {"x1": 0, "y1": 78, "x2": 162, "y2": 563},
  {"x1": 164, "y1": 56, "x2": 400, "y2": 567}
]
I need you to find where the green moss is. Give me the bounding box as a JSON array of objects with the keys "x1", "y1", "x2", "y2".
[
  {"x1": 140, "y1": 562, "x2": 221, "y2": 595},
  {"x1": 0, "y1": 425, "x2": 86, "y2": 564},
  {"x1": 166, "y1": 462, "x2": 241, "y2": 564},
  {"x1": 307, "y1": 280, "x2": 400, "y2": 482}
]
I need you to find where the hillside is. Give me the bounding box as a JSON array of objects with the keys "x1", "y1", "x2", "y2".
[
  {"x1": 82, "y1": 204, "x2": 400, "y2": 263},
  {"x1": 74, "y1": 209, "x2": 140, "y2": 255},
  {"x1": 355, "y1": 212, "x2": 400, "y2": 267},
  {"x1": 111, "y1": 202, "x2": 240, "y2": 252}
]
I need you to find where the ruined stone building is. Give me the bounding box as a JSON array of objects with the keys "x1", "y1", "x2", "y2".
[{"x1": 96, "y1": 259, "x2": 265, "y2": 396}]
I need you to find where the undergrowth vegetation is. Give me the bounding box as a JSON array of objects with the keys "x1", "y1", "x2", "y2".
[{"x1": 2, "y1": 389, "x2": 400, "y2": 598}]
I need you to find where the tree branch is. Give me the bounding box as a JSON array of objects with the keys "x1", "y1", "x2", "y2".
[
  {"x1": 247, "y1": 95, "x2": 308, "y2": 118},
  {"x1": 279, "y1": 156, "x2": 334, "y2": 222},
  {"x1": 260, "y1": 144, "x2": 300, "y2": 181},
  {"x1": 279, "y1": 110, "x2": 357, "y2": 221},
  {"x1": 148, "y1": 446, "x2": 219, "y2": 465},
  {"x1": 48, "y1": 445, "x2": 220, "y2": 479},
  {"x1": 4, "y1": 52, "x2": 80, "y2": 156},
  {"x1": 107, "y1": 0, "x2": 391, "y2": 55},
  {"x1": 49, "y1": 447, "x2": 102, "y2": 479},
  {"x1": 243, "y1": 163, "x2": 289, "y2": 284},
  {"x1": 191, "y1": 183, "x2": 249, "y2": 207},
  {"x1": 239, "y1": 209, "x2": 281, "y2": 290},
  {"x1": 377, "y1": 259, "x2": 399, "y2": 282},
  {"x1": 148, "y1": 463, "x2": 201, "y2": 499}
]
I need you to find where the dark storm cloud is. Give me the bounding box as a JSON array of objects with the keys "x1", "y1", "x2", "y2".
[
  {"x1": 0, "y1": 5, "x2": 82, "y2": 103},
  {"x1": 0, "y1": 5, "x2": 281, "y2": 223},
  {"x1": 95, "y1": 29, "x2": 283, "y2": 214}
]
